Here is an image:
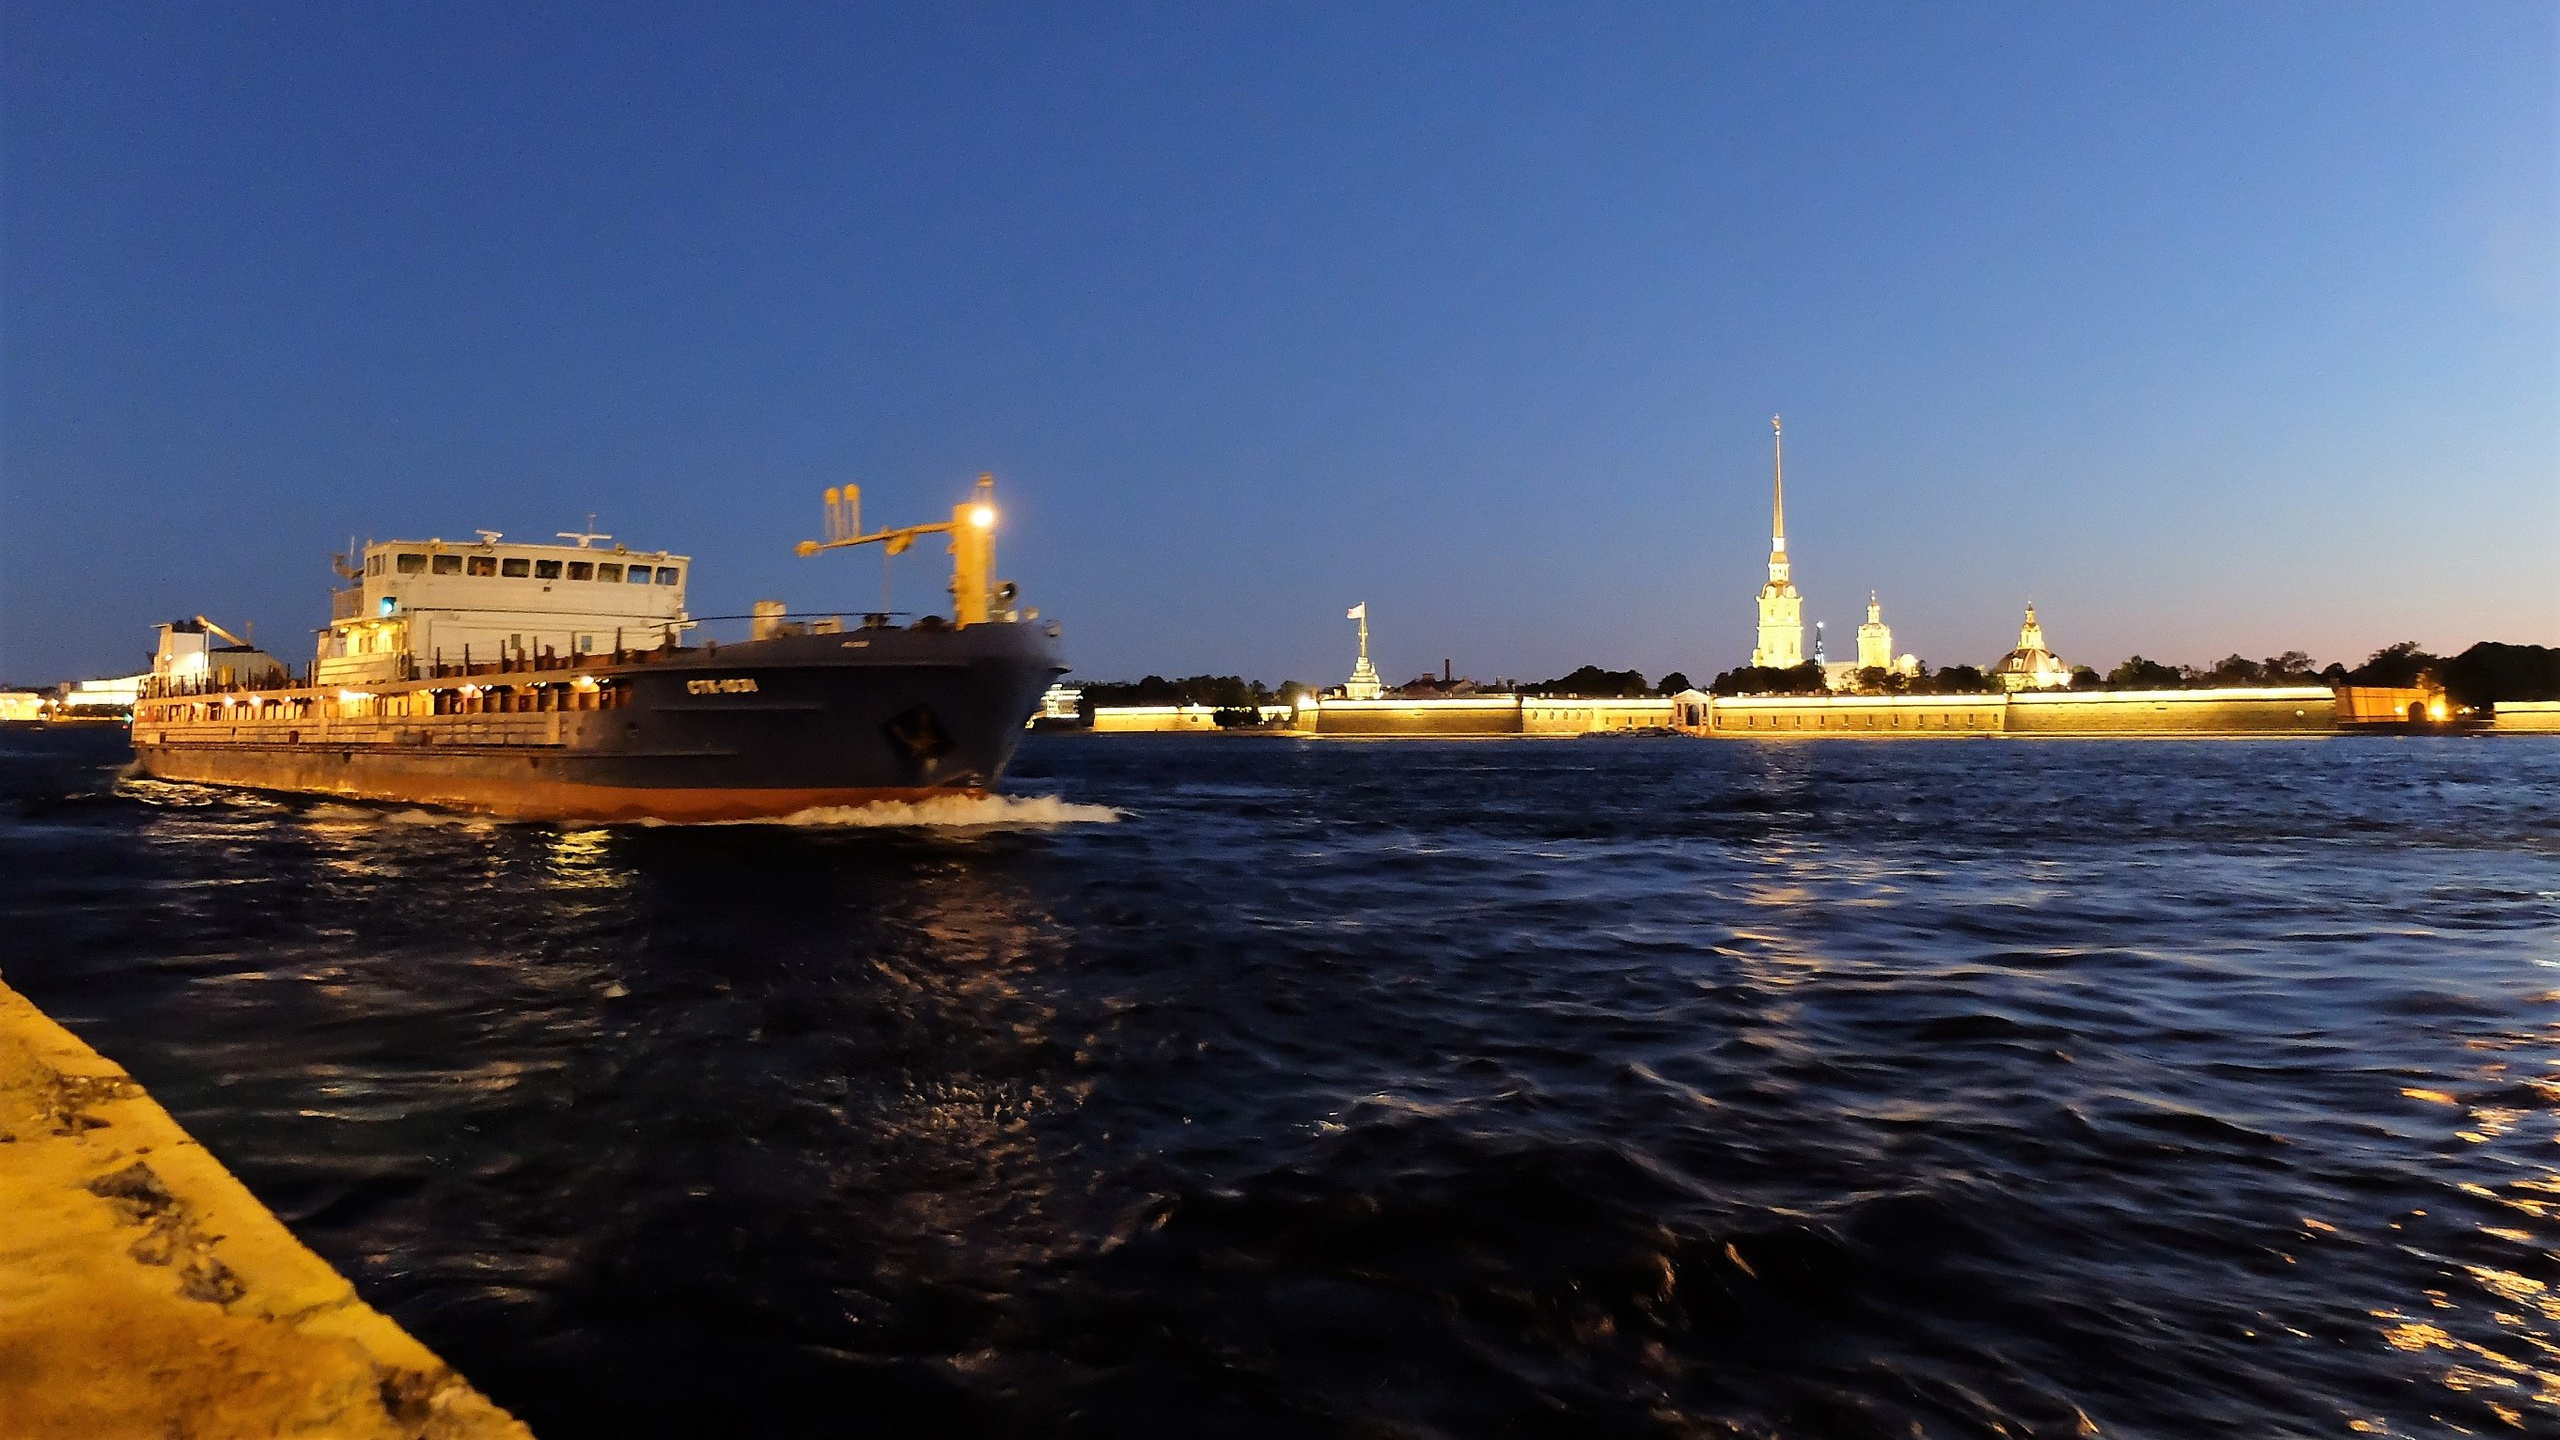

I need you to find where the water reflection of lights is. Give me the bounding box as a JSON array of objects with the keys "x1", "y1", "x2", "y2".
[
  {"x1": 546, "y1": 827, "x2": 629, "y2": 890},
  {"x1": 2367, "y1": 1008, "x2": 2560, "y2": 1423}
]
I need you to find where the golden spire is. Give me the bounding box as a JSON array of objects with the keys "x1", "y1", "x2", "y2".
[{"x1": 1771, "y1": 415, "x2": 1785, "y2": 551}]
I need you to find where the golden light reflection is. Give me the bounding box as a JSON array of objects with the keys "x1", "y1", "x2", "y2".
[
  {"x1": 544, "y1": 827, "x2": 630, "y2": 892},
  {"x1": 2369, "y1": 992, "x2": 2560, "y2": 1425}
]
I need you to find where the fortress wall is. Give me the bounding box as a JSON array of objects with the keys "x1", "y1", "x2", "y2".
[
  {"x1": 1312, "y1": 698, "x2": 1524, "y2": 736},
  {"x1": 2004, "y1": 688, "x2": 2336, "y2": 734},
  {"x1": 2493, "y1": 701, "x2": 2560, "y2": 734},
  {"x1": 1521, "y1": 699, "x2": 1674, "y2": 735},
  {"x1": 1709, "y1": 694, "x2": 2004, "y2": 736},
  {"x1": 2336, "y1": 687, "x2": 2436, "y2": 724},
  {"x1": 1098, "y1": 689, "x2": 2384, "y2": 738},
  {"x1": 1090, "y1": 705, "x2": 1224, "y2": 733}
]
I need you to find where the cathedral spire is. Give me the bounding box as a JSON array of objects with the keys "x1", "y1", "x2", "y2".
[
  {"x1": 1770, "y1": 415, "x2": 1786, "y2": 554},
  {"x1": 1749, "y1": 415, "x2": 1805, "y2": 670}
]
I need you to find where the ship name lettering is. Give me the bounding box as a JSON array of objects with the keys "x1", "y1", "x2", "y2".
[{"x1": 687, "y1": 678, "x2": 760, "y2": 695}]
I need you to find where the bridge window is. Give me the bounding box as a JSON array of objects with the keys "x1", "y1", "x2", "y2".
[
  {"x1": 397, "y1": 553, "x2": 426, "y2": 574},
  {"x1": 432, "y1": 554, "x2": 462, "y2": 575},
  {"x1": 627, "y1": 566, "x2": 653, "y2": 584},
  {"x1": 534, "y1": 559, "x2": 561, "y2": 579},
  {"x1": 567, "y1": 562, "x2": 593, "y2": 581},
  {"x1": 466, "y1": 555, "x2": 497, "y2": 576},
  {"x1": 366, "y1": 553, "x2": 385, "y2": 576},
  {"x1": 501, "y1": 557, "x2": 530, "y2": 577},
  {"x1": 597, "y1": 563, "x2": 624, "y2": 582},
  {"x1": 655, "y1": 566, "x2": 680, "y2": 585}
]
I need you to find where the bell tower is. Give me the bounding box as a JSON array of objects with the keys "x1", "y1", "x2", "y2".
[{"x1": 1857, "y1": 591, "x2": 1893, "y2": 670}]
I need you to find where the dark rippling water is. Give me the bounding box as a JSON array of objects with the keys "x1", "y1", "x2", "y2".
[{"x1": 4, "y1": 725, "x2": 2557, "y2": 1438}]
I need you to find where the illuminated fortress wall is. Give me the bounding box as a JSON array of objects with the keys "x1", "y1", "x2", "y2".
[
  {"x1": 1521, "y1": 699, "x2": 1674, "y2": 735},
  {"x1": 1088, "y1": 688, "x2": 2450, "y2": 738},
  {"x1": 2492, "y1": 701, "x2": 2560, "y2": 733},
  {"x1": 1305, "y1": 697, "x2": 1677, "y2": 735},
  {"x1": 1708, "y1": 695, "x2": 2006, "y2": 736},
  {"x1": 1311, "y1": 698, "x2": 1524, "y2": 735},
  {"x1": 1704, "y1": 688, "x2": 2340, "y2": 736},
  {"x1": 2003, "y1": 688, "x2": 2338, "y2": 734}
]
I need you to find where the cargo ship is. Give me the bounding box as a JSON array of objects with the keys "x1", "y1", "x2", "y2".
[{"x1": 131, "y1": 476, "x2": 1067, "y2": 821}]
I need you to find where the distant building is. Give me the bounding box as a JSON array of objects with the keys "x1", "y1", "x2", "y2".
[
  {"x1": 1750, "y1": 417, "x2": 1805, "y2": 669},
  {"x1": 57, "y1": 674, "x2": 146, "y2": 714},
  {"x1": 0, "y1": 691, "x2": 45, "y2": 721},
  {"x1": 1857, "y1": 592, "x2": 1909, "y2": 672},
  {"x1": 1834, "y1": 592, "x2": 1923, "y2": 688},
  {"x1": 1991, "y1": 603, "x2": 2076, "y2": 691},
  {"x1": 1038, "y1": 684, "x2": 1083, "y2": 720},
  {"x1": 1391, "y1": 659, "x2": 1481, "y2": 699}
]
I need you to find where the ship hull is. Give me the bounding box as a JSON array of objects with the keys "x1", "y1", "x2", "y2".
[
  {"x1": 132, "y1": 746, "x2": 983, "y2": 822},
  {"x1": 133, "y1": 623, "x2": 1065, "y2": 822}
]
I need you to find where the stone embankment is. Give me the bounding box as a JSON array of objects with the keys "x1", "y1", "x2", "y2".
[{"x1": 0, "y1": 977, "x2": 531, "y2": 1440}]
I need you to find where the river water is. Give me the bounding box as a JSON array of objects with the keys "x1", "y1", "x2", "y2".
[{"x1": 3, "y1": 726, "x2": 2555, "y2": 1438}]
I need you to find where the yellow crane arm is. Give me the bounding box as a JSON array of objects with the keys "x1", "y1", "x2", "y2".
[
  {"x1": 194, "y1": 615, "x2": 250, "y2": 648},
  {"x1": 793, "y1": 475, "x2": 1002, "y2": 625}
]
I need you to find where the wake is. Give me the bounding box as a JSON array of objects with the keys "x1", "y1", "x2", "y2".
[{"x1": 657, "y1": 793, "x2": 1124, "y2": 829}]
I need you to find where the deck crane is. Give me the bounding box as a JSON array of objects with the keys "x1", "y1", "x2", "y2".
[{"x1": 796, "y1": 473, "x2": 1009, "y2": 625}]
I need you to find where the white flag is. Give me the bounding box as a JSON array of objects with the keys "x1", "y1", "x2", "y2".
[{"x1": 1346, "y1": 603, "x2": 1366, "y2": 621}]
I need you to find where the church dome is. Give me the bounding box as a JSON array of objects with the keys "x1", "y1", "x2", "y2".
[
  {"x1": 1993, "y1": 603, "x2": 2075, "y2": 690},
  {"x1": 1993, "y1": 646, "x2": 2065, "y2": 677}
]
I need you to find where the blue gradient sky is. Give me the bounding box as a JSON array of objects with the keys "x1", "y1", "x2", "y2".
[{"x1": 5, "y1": 2, "x2": 2553, "y2": 686}]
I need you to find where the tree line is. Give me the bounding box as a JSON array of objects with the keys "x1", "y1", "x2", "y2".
[
  {"x1": 1704, "y1": 642, "x2": 2560, "y2": 700},
  {"x1": 2090, "y1": 642, "x2": 2558, "y2": 702},
  {"x1": 1074, "y1": 644, "x2": 2560, "y2": 711}
]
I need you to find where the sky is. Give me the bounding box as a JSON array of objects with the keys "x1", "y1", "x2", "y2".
[{"x1": 4, "y1": 1, "x2": 2554, "y2": 686}]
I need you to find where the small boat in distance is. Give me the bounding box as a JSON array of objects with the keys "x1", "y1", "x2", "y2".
[{"x1": 132, "y1": 475, "x2": 1066, "y2": 821}]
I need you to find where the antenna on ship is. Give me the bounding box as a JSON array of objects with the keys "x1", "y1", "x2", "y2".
[{"x1": 557, "y1": 515, "x2": 611, "y2": 549}]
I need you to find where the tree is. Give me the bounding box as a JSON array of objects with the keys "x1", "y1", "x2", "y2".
[
  {"x1": 2438, "y1": 643, "x2": 2560, "y2": 706},
  {"x1": 1525, "y1": 665, "x2": 1651, "y2": 698},
  {"x1": 1078, "y1": 674, "x2": 1271, "y2": 716},
  {"x1": 1655, "y1": 672, "x2": 1692, "y2": 696},
  {"x1": 1928, "y1": 664, "x2": 1993, "y2": 694},
  {"x1": 1705, "y1": 661, "x2": 1830, "y2": 696},
  {"x1": 2205, "y1": 653, "x2": 2263, "y2": 686},
  {"x1": 2350, "y1": 642, "x2": 2438, "y2": 689},
  {"x1": 2070, "y1": 666, "x2": 2103, "y2": 689},
  {"x1": 2107, "y1": 656, "x2": 2184, "y2": 689}
]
